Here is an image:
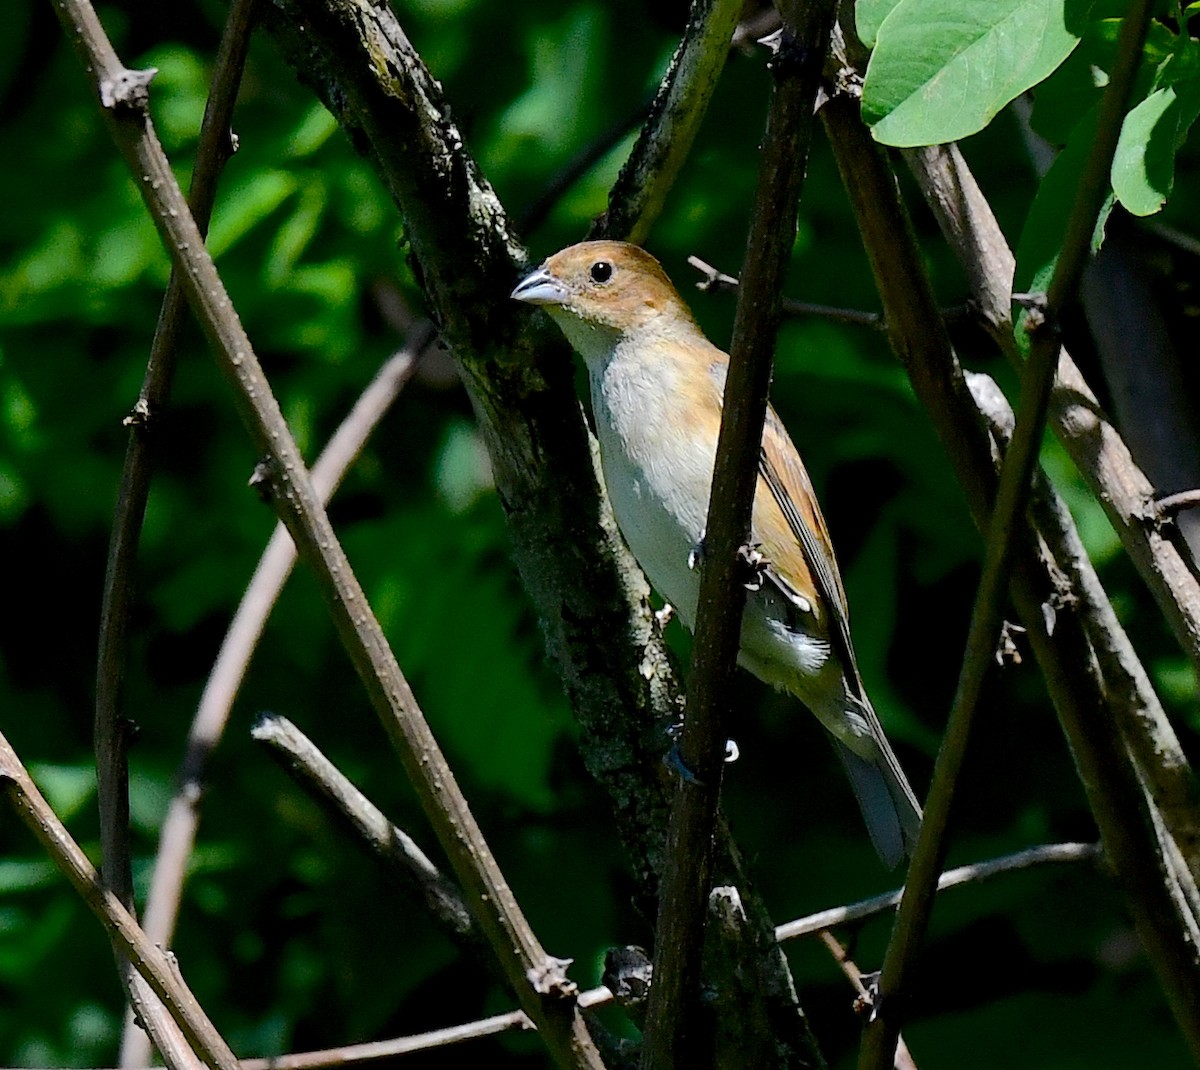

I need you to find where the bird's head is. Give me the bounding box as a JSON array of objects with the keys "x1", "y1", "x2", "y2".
[{"x1": 511, "y1": 240, "x2": 702, "y2": 361}]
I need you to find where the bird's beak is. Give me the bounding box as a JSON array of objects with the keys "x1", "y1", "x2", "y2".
[{"x1": 510, "y1": 265, "x2": 568, "y2": 306}]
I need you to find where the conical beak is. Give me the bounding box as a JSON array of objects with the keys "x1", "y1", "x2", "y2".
[{"x1": 511, "y1": 266, "x2": 568, "y2": 306}]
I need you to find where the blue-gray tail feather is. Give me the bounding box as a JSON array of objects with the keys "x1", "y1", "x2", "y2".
[{"x1": 834, "y1": 740, "x2": 922, "y2": 869}]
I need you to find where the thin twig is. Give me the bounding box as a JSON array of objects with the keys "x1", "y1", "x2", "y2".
[
  {"x1": 0, "y1": 730, "x2": 240, "y2": 1070},
  {"x1": 819, "y1": 933, "x2": 918, "y2": 1070},
  {"x1": 89, "y1": 4, "x2": 257, "y2": 1067},
  {"x1": 1156, "y1": 490, "x2": 1200, "y2": 518},
  {"x1": 689, "y1": 255, "x2": 887, "y2": 327},
  {"x1": 640, "y1": 3, "x2": 838, "y2": 1066},
  {"x1": 776, "y1": 841, "x2": 1100, "y2": 940},
  {"x1": 591, "y1": 0, "x2": 744, "y2": 243},
  {"x1": 251, "y1": 712, "x2": 478, "y2": 944},
  {"x1": 49, "y1": 4, "x2": 602, "y2": 1067}
]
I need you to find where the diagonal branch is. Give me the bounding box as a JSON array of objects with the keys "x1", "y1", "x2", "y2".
[
  {"x1": 48, "y1": 3, "x2": 603, "y2": 1066},
  {"x1": 640, "y1": 2, "x2": 838, "y2": 1066},
  {"x1": 591, "y1": 0, "x2": 744, "y2": 243},
  {"x1": 859, "y1": 6, "x2": 1157, "y2": 1066},
  {"x1": 136, "y1": 325, "x2": 431, "y2": 974},
  {"x1": 903, "y1": 145, "x2": 1200, "y2": 892},
  {"x1": 256, "y1": 0, "x2": 823, "y2": 1058},
  {"x1": 0, "y1": 731, "x2": 239, "y2": 1070}
]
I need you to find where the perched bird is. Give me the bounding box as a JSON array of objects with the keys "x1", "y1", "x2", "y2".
[{"x1": 511, "y1": 240, "x2": 921, "y2": 867}]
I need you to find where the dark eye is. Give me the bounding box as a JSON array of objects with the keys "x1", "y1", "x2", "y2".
[{"x1": 589, "y1": 260, "x2": 613, "y2": 284}]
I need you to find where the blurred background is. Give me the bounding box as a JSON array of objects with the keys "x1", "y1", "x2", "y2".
[{"x1": 1, "y1": 0, "x2": 1199, "y2": 1065}]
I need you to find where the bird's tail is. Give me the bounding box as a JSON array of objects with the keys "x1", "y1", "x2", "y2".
[{"x1": 833, "y1": 736, "x2": 922, "y2": 869}]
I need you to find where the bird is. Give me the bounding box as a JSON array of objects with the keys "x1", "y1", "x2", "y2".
[{"x1": 511, "y1": 239, "x2": 921, "y2": 867}]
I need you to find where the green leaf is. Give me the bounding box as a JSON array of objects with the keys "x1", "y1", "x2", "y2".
[
  {"x1": 863, "y1": 0, "x2": 1095, "y2": 147},
  {"x1": 1015, "y1": 103, "x2": 1113, "y2": 295},
  {"x1": 856, "y1": 0, "x2": 902, "y2": 48},
  {"x1": 1112, "y1": 81, "x2": 1200, "y2": 215}
]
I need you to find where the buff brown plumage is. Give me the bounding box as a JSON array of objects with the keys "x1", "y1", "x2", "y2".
[{"x1": 513, "y1": 240, "x2": 921, "y2": 866}]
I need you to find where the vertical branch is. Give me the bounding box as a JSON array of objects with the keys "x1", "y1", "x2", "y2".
[
  {"x1": 902, "y1": 145, "x2": 1200, "y2": 888},
  {"x1": 49, "y1": 3, "x2": 604, "y2": 1066},
  {"x1": 640, "y1": 1, "x2": 838, "y2": 1066},
  {"x1": 89, "y1": 3, "x2": 257, "y2": 1067}
]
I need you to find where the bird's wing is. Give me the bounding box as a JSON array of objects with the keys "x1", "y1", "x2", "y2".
[{"x1": 756, "y1": 407, "x2": 867, "y2": 700}]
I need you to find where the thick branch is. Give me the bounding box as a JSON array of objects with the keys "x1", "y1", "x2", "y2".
[
  {"x1": 641, "y1": 3, "x2": 837, "y2": 1066},
  {"x1": 257, "y1": 0, "x2": 818, "y2": 1054}
]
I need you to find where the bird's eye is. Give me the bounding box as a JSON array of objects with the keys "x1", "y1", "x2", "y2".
[{"x1": 589, "y1": 261, "x2": 613, "y2": 284}]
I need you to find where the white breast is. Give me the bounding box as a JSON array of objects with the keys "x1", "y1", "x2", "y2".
[{"x1": 588, "y1": 347, "x2": 713, "y2": 628}]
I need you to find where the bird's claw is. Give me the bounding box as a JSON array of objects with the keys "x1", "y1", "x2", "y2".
[
  {"x1": 687, "y1": 536, "x2": 705, "y2": 572},
  {"x1": 663, "y1": 722, "x2": 740, "y2": 784},
  {"x1": 736, "y1": 542, "x2": 770, "y2": 591}
]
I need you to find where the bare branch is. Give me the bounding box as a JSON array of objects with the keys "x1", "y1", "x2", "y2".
[
  {"x1": 138, "y1": 326, "x2": 431, "y2": 977},
  {"x1": 256, "y1": 0, "x2": 819, "y2": 1051},
  {"x1": 0, "y1": 730, "x2": 239, "y2": 1070},
  {"x1": 591, "y1": 0, "x2": 744, "y2": 243},
  {"x1": 641, "y1": 3, "x2": 838, "y2": 1066},
  {"x1": 906, "y1": 144, "x2": 1200, "y2": 681},
  {"x1": 251, "y1": 712, "x2": 478, "y2": 945},
  {"x1": 775, "y1": 841, "x2": 1101, "y2": 941},
  {"x1": 817, "y1": 21, "x2": 1200, "y2": 1063},
  {"x1": 48, "y1": 2, "x2": 603, "y2": 1065},
  {"x1": 688, "y1": 255, "x2": 888, "y2": 328},
  {"x1": 902, "y1": 99, "x2": 1200, "y2": 907},
  {"x1": 91, "y1": 3, "x2": 257, "y2": 1066}
]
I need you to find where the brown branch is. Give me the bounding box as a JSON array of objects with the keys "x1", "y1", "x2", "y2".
[
  {"x1": 48, "y1": 3, "x2": 602, "y2": 1066},
  {"x1": 591, "y1": 0, "x2": 744, "y2": 243},
  {"x1": 818, "y1": 52, "x2": 1200, "y2": 1070},
  {"x1": 137, "y1": 325, "x2": 431, "y2": 980},
  {"x1": 640, "y1": 3, "x2": 838, "y2": 1066},
  {"x1": 90, "y1": 4, "x2": 257, "y2": 1067},
  {"x1": 906, "y1": 143, "x2": 1200, "y2": 682},
  {"x1": 251, "y1": 712, "x2": 478, "y2": 946},
  {"x1": 819, "y1": 933, "x2": 918, "y2": 1070},
  {"x1": 688, "y1": 255, "x2": 887, "y2": 327},
  {"x1": 257, "y1": 0, "x2": 820, "y2": 1057},
  {"x1": 0, "y1": 730, "x2": 240, "y2": 1070},
  {"x1": 902, "y1": 128, "x2": 1200, "y2": 899},
  {"x1": 858, "y1": 6, "x2": 1157, "y2": 1066}
]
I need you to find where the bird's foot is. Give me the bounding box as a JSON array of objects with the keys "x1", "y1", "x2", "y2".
[
  {"x1": 686, "y1": 534, "x2": 705, "y2": 572},
  {"x1": 662, "y1": 721, "x2": 740, "y2": 785},
  {"x1": 735, "y1": 542, "x2": 769, "y2": 591}
]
